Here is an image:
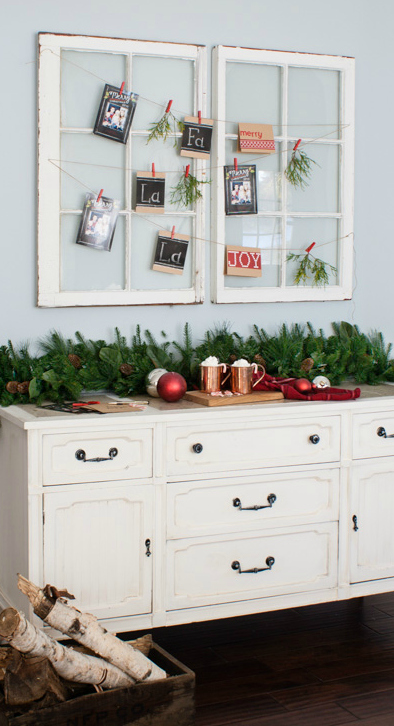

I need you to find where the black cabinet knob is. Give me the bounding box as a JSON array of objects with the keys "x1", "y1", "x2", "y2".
[
  {"x1": 309, "y1": 434, "x2": 320, "y2": 445},
  {"x1": 192, "y1": 443, "x2": 203, "y2": 454}
]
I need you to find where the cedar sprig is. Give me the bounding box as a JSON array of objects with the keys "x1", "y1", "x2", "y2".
[
  {"x1": 285, "y1": 139, "x2": 317, "y2": 189},
  {"x1": 146, "y1": 100, "x2": 184, "y2": 147},
  {"x1": 287, "y1": 249, "x2": 337, "y2": 287},
  {"x1": 170, "y1": 166, "x2": 210, "y2": 207}
]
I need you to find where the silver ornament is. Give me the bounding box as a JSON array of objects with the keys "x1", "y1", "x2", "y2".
[
  {"x1": 313, "y1": 375, "x2": 330, "y2": 389},
  {"x1": 146, "y1": 368, "x2": 167, "y2": 397}
]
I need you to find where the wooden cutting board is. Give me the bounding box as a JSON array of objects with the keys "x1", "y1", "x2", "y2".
[{"x1": 184, "y1": 390, "x2": 284, "y2": 407}]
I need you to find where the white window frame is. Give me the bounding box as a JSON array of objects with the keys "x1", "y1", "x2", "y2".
[
  {"x1": 37, "y1": 33, "x2": 207, "y2": 307},
  {"x1": 211, "y1": 45, "x2": 355, "y2": 304}
]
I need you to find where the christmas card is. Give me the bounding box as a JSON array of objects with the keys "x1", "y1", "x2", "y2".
[
  {"x1": 226, "y1": 245, "x2": 262, "y2": 277},
  {"x1": 93, "y1": 84, "x2": 138, "y2": 144},
  {"x1": 238, "y1": 123, "x2": 275, "y2": 154},
  {"x1": 135, "y1": 171, "x2": 166, "y2": 213},
  {"x1": 180, "y1": 116, "x2": 213, "y2": 159},
  {"x1": 224, "y1": 165, "x2": 257, "y2": 215},
  {"x1": 76, "y1": 193, "x2": 120, "y2": 251},
  {"x1": 152, "y1": 230, "x2": 189, "y2": 274}
]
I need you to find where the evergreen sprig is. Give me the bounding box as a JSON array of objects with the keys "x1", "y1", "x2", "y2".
[
  {"x1": 285, "y1": 141, "x2": 317, "y2": 189},
  {"x1": 170, "y1": 170, "x2": 210, "y2": 207},
  {"x1": 287, "y1": 251, "x2": 337, "y2": 287},
  {"x1": 146, "y1": 104, "x2": 184, "y2": 147}
]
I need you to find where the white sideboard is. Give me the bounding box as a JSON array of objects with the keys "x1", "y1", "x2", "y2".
[{"x1": 1, "y1": 386, "x2": 394, "y2": 634}]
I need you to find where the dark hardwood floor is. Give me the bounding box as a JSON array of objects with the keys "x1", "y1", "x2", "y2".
[{"x1": 132, "y1": 593, "x2": 394, "y2": 725}]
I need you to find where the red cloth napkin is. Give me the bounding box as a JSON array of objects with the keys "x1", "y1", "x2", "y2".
[{"x1": 252, "y1": 372, "x2": 361, "y2": 401}]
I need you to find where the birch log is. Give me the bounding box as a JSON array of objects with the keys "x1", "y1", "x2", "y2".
[
  {"x1": 18, "y1": 575, "x2": 166, "y2": 682},
  {"x1": 0, "y1": 608, "x2": 135, "y2": 689}
]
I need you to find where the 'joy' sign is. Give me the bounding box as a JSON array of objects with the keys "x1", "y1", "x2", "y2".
[{"x1": 226, "y1": 245, "x2": 262, "y2": 277}]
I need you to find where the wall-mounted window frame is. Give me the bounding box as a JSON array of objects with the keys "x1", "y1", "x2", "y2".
[
  {"x1": 37, "y1": 33, "x2": 207, "y2": 307},
  {"x1": 211, "y1": 45, "x2": 355, "y2": 304}
]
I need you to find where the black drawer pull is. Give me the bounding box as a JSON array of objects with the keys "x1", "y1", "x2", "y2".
[
  {"x1": 233, "y1": 494, "x2": 276, "y2": 511},
  {"x1": 352, "y1": 515, "x2": 359, "y2": 531},
  {"x1": 309, "y1": 434, "x2": 320, "y2": 445},
  {"x1": 75, "y1": 447, "x2": 118, "y2": 463},
  {"x1": 192, "y1": 443, "x2": 203, "y2": 454},
  {"x1": 377, "y1": 427, "x2": 394, "y2": 439},
  {"x1": 231, "y1": 556, "x2": 275, "y2": 574}
]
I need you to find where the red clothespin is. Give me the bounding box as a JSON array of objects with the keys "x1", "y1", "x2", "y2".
[
  {"x1": 185, "y1": 164, "x2": 190, "y2": 178},
  {"x1": 119, "y1": 82, "x2": 125, "y2": 95},
  {"x1": 234, "y1": 157, "x2": 238, "y2": 171},
  {"x1": 97, "y1": 189, "x2": 103, "y2": 203},
  {"x1": 152, "y1": 163, "x2": 156, "y2": 177},
  {"x1": 171, "y1": 226, "x2": 176, "y2": 239},
  {"x1": 293, "y1": 139, "x2": 301, "y2": 152},
  {"x1": 305, "y1": 242, "x2": 316, "y2": 254},
  {"x1": 166, "y1": 100, "x2": 173, "y2": 113},
  {"x1": 198, "y1": 110, "x2": 202, "y2": 124}
]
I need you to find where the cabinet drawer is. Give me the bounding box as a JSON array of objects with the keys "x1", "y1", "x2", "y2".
[
  {"x1": 167, "y1": 469, "x2": 339, "y2": 538},
  {"x1": 42, "y1": 429, "x2": 153, "y2": 485},
  {"x1": 166, "y1": 416, "x2": 341, "y2": 477},
  {"x1": 166, "y1": 523, "x2": 338, "y2": 610},
  {"x1": 353, "y1": 412, "x2": 394, "y2": 459}
]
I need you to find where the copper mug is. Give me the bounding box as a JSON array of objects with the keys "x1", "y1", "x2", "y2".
[
  {"x1": 230, "y1": 363, "x2": 265, "y2": 395},
  {"x1": 200, "y1": 363, "x2": 230, "y2": 393}
]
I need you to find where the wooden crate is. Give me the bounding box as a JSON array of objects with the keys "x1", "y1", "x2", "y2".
[{"x1": 0, "y1": 643, "x2": 195, "y2": 726}]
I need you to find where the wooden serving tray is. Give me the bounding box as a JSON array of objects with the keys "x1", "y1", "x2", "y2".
[{"x1": 184, "y1": 390, "x2": 284, "y2": 406}]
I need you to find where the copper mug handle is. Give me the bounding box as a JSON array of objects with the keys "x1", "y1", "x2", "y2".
[
  {"x1": 221, "y1": 363, "x2": 231, "y2": 387},
  {"x1": 251, "y1": 363, "x2": 266, "y2": 388}
]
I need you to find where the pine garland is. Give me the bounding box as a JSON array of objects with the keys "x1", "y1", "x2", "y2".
[{"x1": 0, "y1": 322, "x2": 393, "y2": 406}]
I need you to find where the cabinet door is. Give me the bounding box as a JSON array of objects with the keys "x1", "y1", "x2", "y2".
[
  {"x1": 43, "y1": 484, "x2": 153, "y2": 619},
  {"x1": 350, "y1": 460, "x2": 394, "y2": 583}
]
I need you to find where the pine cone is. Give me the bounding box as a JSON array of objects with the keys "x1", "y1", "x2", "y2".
[
  {"x1": 301, "y1": 357, "x2": 314, "y2": 373},
  {"x1": 229, "y1": 354, "x2": 237, "y2": 364},
  {"x1": 17, "y1": 381, "x2": 30, "y2": 395},
  {"x1": 119, "y1": 363, "x2": 134, "y2": 377},
  {"x1": 68, "y1": 354, "x2": 82, "y2": 369},
  {"x1": 254, "y1": 354, "x2": 266, "y2": 367},
  {"x1": 6, "y1": 381, "x2": 19, "y2": 394}
]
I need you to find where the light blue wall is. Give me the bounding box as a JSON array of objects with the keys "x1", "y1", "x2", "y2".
[{"x1": 2, "y1": 0, "x2": 393, "y2": 349}]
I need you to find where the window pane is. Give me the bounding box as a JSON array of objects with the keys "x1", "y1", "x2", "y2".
[
  {"x1": 132, "y1": 56, "x2": 194, "y2": 131},
  {"x1": 225, "y1": 139, "x2": 282, "y2": 212},
  {"x1": 285, "y1": 217, "x2": 339, "y2": 287},
  {"x1": 129, "y1": 214, "x2": 193, "y2": 290},
  {"x1": 61, "y1": 214, "x2": 126, "y2": 291},
  {"x1": 61, "y1": 133, "x2": 126, "y2": 210},
  {"x1": 61, "y1": 51, "x2": 127, "y2": 129},
  {"x1": 224, "y1": 217, "x2": 281, "y2": 288},
  {"x1": 288, "y1": 67, "x2": 340, "y2": 140},
  {"x1": 286, "y1": 142, "x2": 340, "y2": 213},
  {"x1": 226, "y1": 62, "x2": 282, "y2": 135}
]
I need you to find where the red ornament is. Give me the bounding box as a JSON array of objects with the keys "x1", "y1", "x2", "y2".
[
  {"x1": 157, "y1": 372, "x2": 187, "y2": 402},
  {"x1": 293, "y1": 377, "x2": 313, "y2": 394}
]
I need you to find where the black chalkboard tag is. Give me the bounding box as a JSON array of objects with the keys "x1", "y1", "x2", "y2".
[
  {"x1": 180, "y1": 116, "x2": 213, "y2": 159},
  {"x1": 152, "y1": 230, "x2": 190, "y2": 275},
  {"x1": 135, "y1": 171, "x2": 166, "y2": 213}
]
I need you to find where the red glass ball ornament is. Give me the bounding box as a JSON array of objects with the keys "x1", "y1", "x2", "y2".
[
  {"x1": 157, "y1": 372, "x2": 187, "y2": 402},
  {"x1": 293, "y1": 377, "x2": 313, "y2": 394}
]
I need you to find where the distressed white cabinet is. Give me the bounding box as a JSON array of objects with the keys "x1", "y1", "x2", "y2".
[{"x1": 1, "y1": 385, "x2": 394, "y2": 633}]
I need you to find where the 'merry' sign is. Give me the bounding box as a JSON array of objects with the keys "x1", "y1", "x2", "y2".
[{"x1": 226, "y1": 245, "x2": 262, "y2": 277}]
